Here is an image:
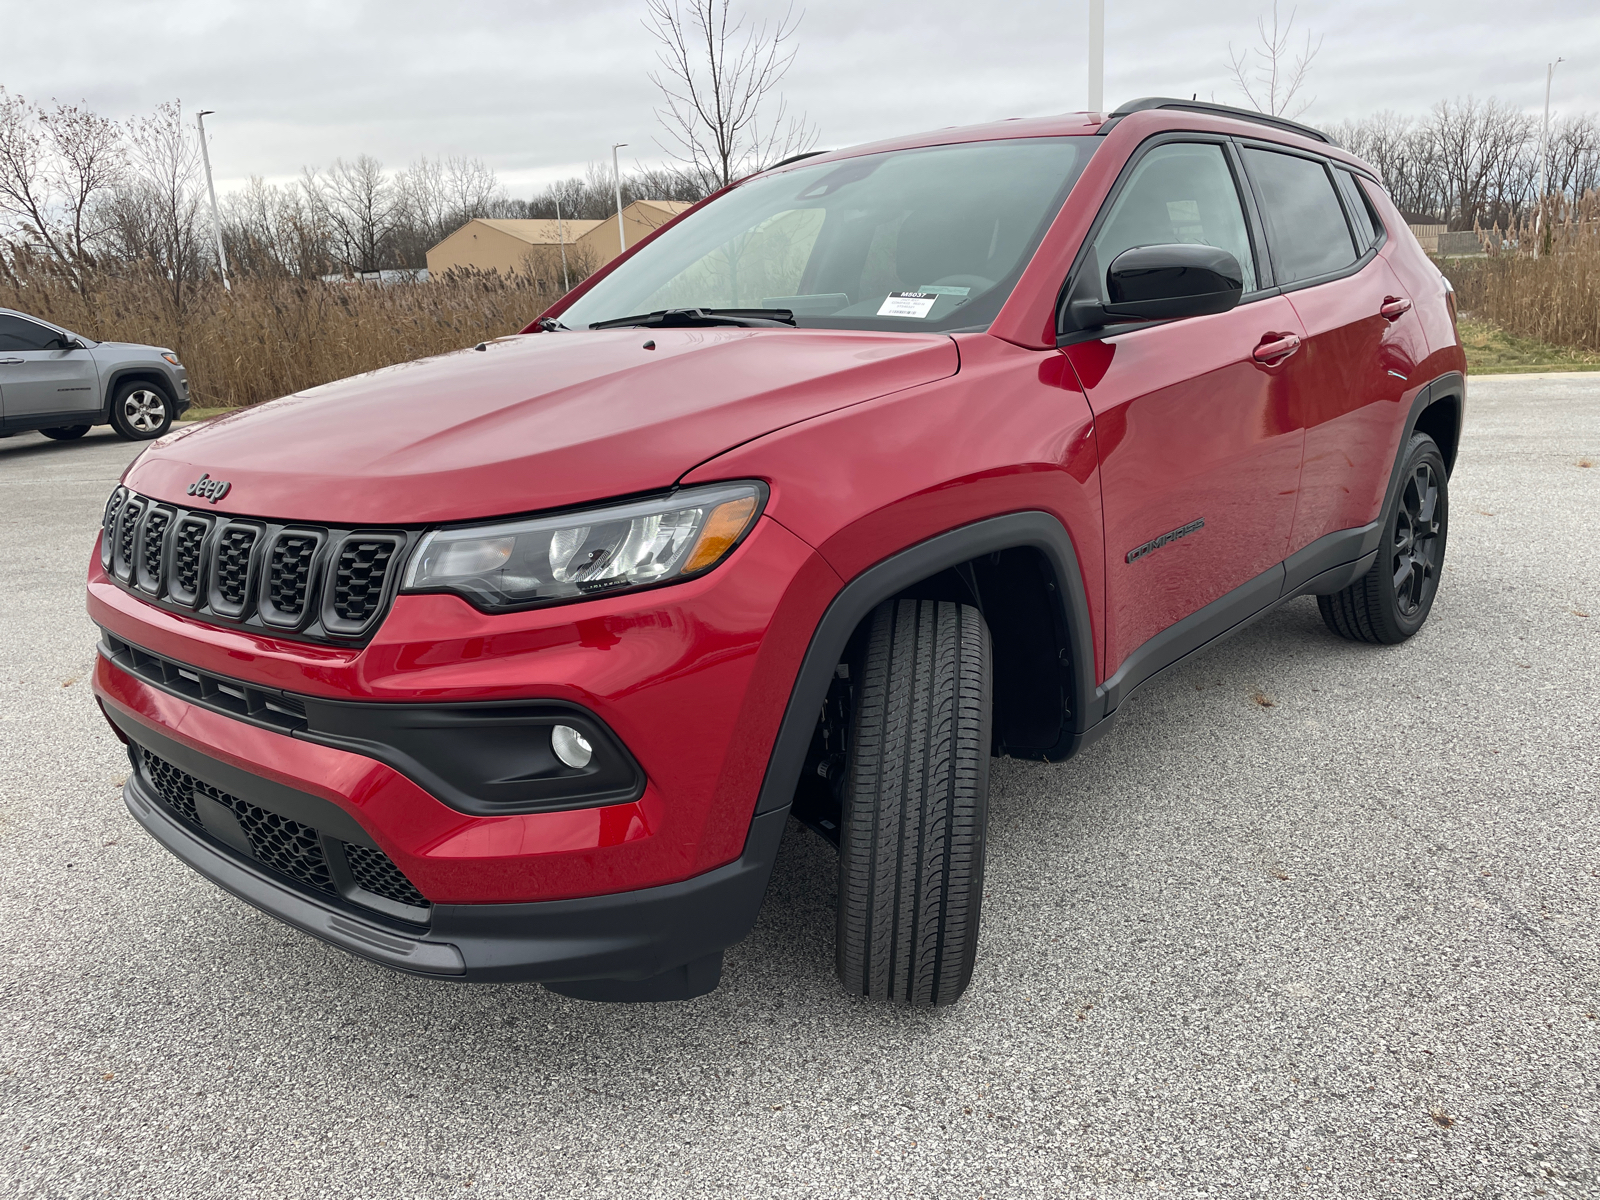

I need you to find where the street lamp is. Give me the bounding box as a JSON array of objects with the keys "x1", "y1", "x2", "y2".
[
  {"x1": 1535, "y1": 57, "x2": 1564, "y2": 258},
  {"x1": 612, "y1": 143, "x2": 628, "y2": 254},
  {"x1": 195, "y1": 110, "x2": 230, "y2": 291},
  {"x1": 1088, "y1": 0, "x2": 1105, "y2": 114}
]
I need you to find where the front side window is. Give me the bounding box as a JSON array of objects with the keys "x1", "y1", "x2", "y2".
[
  {"x1": 0, "y1": 315, "x2": 65, "y2": 351},
  {"x1": 1089, "y1": 142, "x2": 1258, "y2": 297},
  {"x1": 1243, "y1": 148, "x2": 1358, "y2": 283},
  {"x1": 558, "y1": 138, "x2": 1091, "y2": 334}
]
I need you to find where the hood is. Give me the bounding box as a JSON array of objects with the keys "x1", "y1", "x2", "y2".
[{"x1": 125, "y1": 328, "x2": 958, "y2": 525}]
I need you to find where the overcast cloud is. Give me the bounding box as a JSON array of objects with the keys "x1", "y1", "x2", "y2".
[{"x1": 9, "y1": 0, "x2": 1599, "y2": 195}]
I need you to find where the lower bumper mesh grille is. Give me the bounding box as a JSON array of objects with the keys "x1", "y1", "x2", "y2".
[{"x1": 135, "y1": 745, "x2": 428, "y2": 916}]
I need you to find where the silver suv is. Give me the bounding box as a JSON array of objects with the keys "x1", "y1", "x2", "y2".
[{"x1": 0, "y1": 309, "x2": 191, "y2": 442}]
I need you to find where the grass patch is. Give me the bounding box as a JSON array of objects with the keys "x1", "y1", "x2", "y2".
[
  {"x1": 1458, "y1": 318, "x2": 1600, "y2": 375},
  {"x1": 178, "y1": 406, "x2": 243, "y2": 422}
]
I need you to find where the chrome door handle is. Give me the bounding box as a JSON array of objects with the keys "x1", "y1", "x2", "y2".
[
  {"x1": 0, "y1": 356, "x2": 23, "y2": 365},
  {"x1": 1252, "y1": 333, "x2": 1302, "y2": 364},
  {"x1": 1380, "y1": 296, "x2": 1412, "y2": 320}
]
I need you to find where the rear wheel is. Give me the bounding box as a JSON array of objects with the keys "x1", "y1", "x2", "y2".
[
  {"x1": 1318, "y1": 431, "x2": 1449, "y2": 644},
  {"x1": 40, "y1": 425, "x2": 91, "y2": 440},
  {"x1": 109, "y1": 381, "x2": 173, "y2": 440},
  {"x1": 837, "y1": 598, "x2": 992, "y2": 1007}
]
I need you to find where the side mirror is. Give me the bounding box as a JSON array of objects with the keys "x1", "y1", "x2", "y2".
[
  {"x1": 1104, "y1": 244, "x2": 1244, "y2": 321},
  {"x1": 1063, "y1": 244, "x2": 1244, "y2": 333}
]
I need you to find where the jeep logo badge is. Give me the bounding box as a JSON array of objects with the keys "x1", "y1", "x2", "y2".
[{"x1": 187, "y1": 473, "x2": 231, "y2": 503}]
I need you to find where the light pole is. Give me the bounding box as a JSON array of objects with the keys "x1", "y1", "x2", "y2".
[
  {"x1": 1535, "y1": 57, "x2": 1564, "y2": 258},
  {"x1": 1088, "y1": 0, "x2": 1105, "y2": 114},
  {"x1": 555, "y1": 195, "x2": 570, "y2": 292},
  {"x1": 195, "y1": 110, "x2": 230, "y2": 291},
  {"x1": 612, "y1": 143, "x2": 628, "y2": 255}
]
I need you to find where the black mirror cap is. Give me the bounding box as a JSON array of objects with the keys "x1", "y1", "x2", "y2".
[{"x1": 1103, "y1": 243, "x2": 1244, "y2": 321}]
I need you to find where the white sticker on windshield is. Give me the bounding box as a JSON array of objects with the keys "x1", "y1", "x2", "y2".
[{"x1": 878, "y1": 291, "x2": 938, "y2": 318}]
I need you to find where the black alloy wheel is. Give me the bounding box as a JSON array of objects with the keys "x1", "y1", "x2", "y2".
[
  {"x1": 1318, "y1": 432, "x2": 1449, "y2": 644},
  {"x1": 1392, "y1": 457, "x2": 1444, "y2": 619}
]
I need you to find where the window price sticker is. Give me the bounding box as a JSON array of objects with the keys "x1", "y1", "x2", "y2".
[{"x1": 877, "y1": 291, "x2": 939, "y2": 318}]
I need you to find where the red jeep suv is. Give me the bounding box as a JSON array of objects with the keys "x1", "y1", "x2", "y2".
[{"x1": 90, "y1": 99, "x2": 1464, "y2": 1005}]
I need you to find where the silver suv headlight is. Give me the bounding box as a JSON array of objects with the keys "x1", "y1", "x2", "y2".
[{"x1": 401, "y1": 481, "x2": 765, "y2": 612}]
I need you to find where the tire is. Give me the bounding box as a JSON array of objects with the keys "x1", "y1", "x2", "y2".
[
  {"x1": 40, "y1": 425, "x2": 91, "y2": 441},
  {"x1": 108, "y1": 381, "x2": 173, "y2": 440},
  {"x1": 1318, "y1": 431, "x2": 1449, "y2": 644},
  {"x1": 837, "y1": 598, "x2": 993, "y2": 1007}
]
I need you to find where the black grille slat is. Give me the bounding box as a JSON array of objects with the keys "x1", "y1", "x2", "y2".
[
  {"x1": 343, "y1": 843, "x2": 429, "y2": 908},
  {"x1": 101, "y1": 487, "x2": 406, "y2": 645},
  {"x1": 331, "y1": 539, "x2": 397, "y2": 626},
  {"x1": 170, "y1": 517, "x2": 209, "y2": 605},
  {"x1": 265, "y1": 533, "x2": 320, "y2": 621},
  {"x1": 137, "y1": 509, "x2": 171, "y2": 593},
  {"x1": 115, "y1": 498, "x2": 145, "y2": 580},
  {"x1": 210, "y1": 525, "x2": 260, "y2": 615},
  {"x1": 134, "y1": 744, "x2": 428, "y2": 914},
  {"x1": 101, "y1": 489, "x2": 126, "y2": 570}
]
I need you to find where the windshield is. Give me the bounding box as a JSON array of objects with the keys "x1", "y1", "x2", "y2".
[{"x1": 558, "y1": 138, "x2": 1091, "y2": 334}]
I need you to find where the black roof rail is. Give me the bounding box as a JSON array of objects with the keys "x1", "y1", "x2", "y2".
[
  {"x1": 763, "y1": 150, "x2": 830, "y2": 172},
  {"x1": 1098, "y1": 97, "x2": 1337, "y2": 147}
]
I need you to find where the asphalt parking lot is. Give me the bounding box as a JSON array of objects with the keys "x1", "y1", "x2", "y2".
[{"x1": 1, "y1": 375, "x2": 1596, "y2": 1199}]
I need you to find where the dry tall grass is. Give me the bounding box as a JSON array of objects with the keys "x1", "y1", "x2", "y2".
[
  {"x1": 0, "y1": 264, "x2": 560, "y2": 408},
  {"x1": 1440, "y1": 193, "x2": 1600, "y2": 355}
]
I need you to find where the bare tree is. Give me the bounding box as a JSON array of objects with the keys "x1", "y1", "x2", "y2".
[
  {"x1": 1227, "y1": 3, "x2": 1323, "y2": 118},
  {"x1": 306, "y1": 155, "x2": 401, "y2": 275},
  {"x1": 644, "y1": 0, "x2": 816, "y2": 192},
  {"x1": 0, "y1": 90, "x2": 125, "y2": 278}
]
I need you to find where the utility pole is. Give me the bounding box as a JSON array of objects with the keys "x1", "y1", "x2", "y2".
[
  {"x1": 1535, "y1": 57, "x2": 1563, "y2": 258},
  {"x1": 555, "y1": 195, "x2": 570, "y2": 292},
  {"x1": 1088, "y1": 0, "x2": 1105, "y2": 113},
  {"x1": 612, "y1": 143, "x2": 628, "y2": 255},
  {"x1": 195, "y1": 110, "x2": 230, "y2": 291}
]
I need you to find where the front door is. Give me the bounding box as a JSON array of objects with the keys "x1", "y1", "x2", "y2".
[
  {"x1": 1060, "y1": 140, "x2": 1306, "y2": 683},
  {"x1": 0, "y1": 315, "x2": 100, "y2": 422}
]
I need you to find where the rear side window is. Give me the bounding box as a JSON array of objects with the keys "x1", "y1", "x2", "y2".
[
  {"x1": 1333, "y1": 169, "x2": 1384, "y2": 249},
  {"x1": 0, "y1": 315, "x2": 63, "y2": 351},
  {"x1": 1242, "y1": 148, "x2": 1357, "y2": 284},
  {"x1": 1089, "y1": 142, "x2": 1258, "y2": 297}
]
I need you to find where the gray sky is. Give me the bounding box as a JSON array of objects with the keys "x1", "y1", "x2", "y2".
[{"x1": 12, "y1": 0, "x2": 1600, "y2": 195}]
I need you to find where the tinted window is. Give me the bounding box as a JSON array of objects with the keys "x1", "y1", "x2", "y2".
[
  {"x1": 1243, "y1": 149, "x2": 1357, "y2": 283},
  {"x1": 1333, "y1": 169, "x2": 1383, "y2": 248},
  {"x1": 0, "y1": 315, "x2": 64, "y2": 351},
  {"x1": 559, "y1": 138, "x2": 1090, "y2": 334},
  {"x1": 1090, "y1": 142, "x2": 1257, "y2": 296}
]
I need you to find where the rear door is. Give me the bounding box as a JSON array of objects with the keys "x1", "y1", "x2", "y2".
[
  {"x1": 1238, "y1": 148, "x2": 1427, "y2": 556},
  {"x1": 1060, "y1": 138, "x2": 1306, "y2": 683},
  {"x1": 0, "y1": 315, "x2": 101, "y2": 423}
]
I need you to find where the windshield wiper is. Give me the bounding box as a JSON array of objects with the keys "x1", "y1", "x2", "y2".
[
  {"x1": 588, "y1": 307, "x2": 796, "y2": 330},
  {"x1": 537, "y1": 316, "x2": 569, "y2": 331}
]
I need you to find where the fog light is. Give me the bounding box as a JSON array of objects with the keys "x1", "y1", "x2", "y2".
[{"x1": 551, "y1": 725, "x2": 593, "y2": 769}]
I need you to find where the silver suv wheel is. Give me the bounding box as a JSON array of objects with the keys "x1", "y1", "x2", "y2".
[{"x1": 123, "y1": 389, "x2": 166, "y2": 433}]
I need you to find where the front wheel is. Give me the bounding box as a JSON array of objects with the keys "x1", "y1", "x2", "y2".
[
  {"x1": 837, "y1": 598, "x2": 993, "y2": 1007},
  {"x1": 1319, "y1": 431, "x2": 1449, "y2": 644},
  {"x1": 109, "y1": 381, "x2": 173, "y2": 440}
]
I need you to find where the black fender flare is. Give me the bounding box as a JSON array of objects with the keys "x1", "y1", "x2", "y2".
[
  {"x1": 752, "y1": 511, "x2": 1099, "y2": 816},
  {"x1": 1383, "y1": 371, "x2": 1464, "y2": 517}
]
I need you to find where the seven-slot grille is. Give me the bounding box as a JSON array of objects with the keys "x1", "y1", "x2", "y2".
[
  {"x1": 99, "y1": 487, "x2": 407, "y2": 644},
  {"x1": 135, "y1": 744, "x2": 429, "y2": 913}
]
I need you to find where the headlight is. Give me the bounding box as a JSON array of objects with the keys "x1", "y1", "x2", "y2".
[
  {"x1": 402, "y1": 481, "x2": 765, "y2": 611},
  {"x1": 160, "y1": 352, "x2": 182, "y2": 366}
]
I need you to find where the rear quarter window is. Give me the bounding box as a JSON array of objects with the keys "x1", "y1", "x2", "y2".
[{"x1": 1242, "y1": 148, "x2": 1358, "y2": 284}]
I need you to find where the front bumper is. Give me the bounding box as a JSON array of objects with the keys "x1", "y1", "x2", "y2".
[{"x1": 115, "y1": 707, "x2": 788, "y2": 997}]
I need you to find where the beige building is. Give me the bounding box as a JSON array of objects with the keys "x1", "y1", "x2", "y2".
[
  {"x1": 425, "y1": 218, "x2": 604, "y2": 278},
  {"x1": 425, "y1": 201, "x2": 697, "y2": 279}
]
